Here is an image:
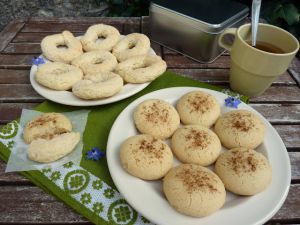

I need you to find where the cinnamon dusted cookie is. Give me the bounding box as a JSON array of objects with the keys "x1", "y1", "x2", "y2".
[
  {"x1": 214, "y1": 110, "x2": 265, "y2": 149},
  {"x1": 176, "y1": 91, "x2": 220, "y2": 127},
  {"x1": 171, "y1": 125, "x2": 221, "y2": 166},
  {"x1": 120, "y1": 134, "x2": 173, "y2": 180},
  {"x1": 134, "y1": 99, "x2": 180, "y2": 139},
  {"x1": 163, "y1": 164, "x2": 226, "y2": 217},
  {"x1": 215, "y1": 148, "x2": 272, "y2": 195}
]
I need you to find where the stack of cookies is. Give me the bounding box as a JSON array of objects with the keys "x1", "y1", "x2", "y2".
[
  {"x1": 119, "y1": 90, "x2": 272, "y2": 217},
  {"x1": 35, "y1": 24, "x2": 167, "y2": 100}
]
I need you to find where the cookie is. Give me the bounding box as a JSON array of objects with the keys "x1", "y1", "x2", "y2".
[
  {"x1": 214, "y1": 109, "x2": 266, "y2": 149},
  {"x1": 134, "y1": 99, "x2": 180, "y2": 139},
  {"x1": 120, "y1": 134, "x2": 173, "y2": 180},
  {"x1": 171, "y1": 125, "x2": 221, "y2": 166},
  {"x1": 163, "y1": 164, "x2": 226, "y2": 217},
  {"x1": 28, "y1": 132, "x2": 80, "y2": 163},
  {"x1": 215, "y1": 148, "x2": 272, "y2": 195},
  {"x1": 23, "y1": 113, "x2": 72, "y2": 144},
  {"x1": 35, "y1": 62, "x2": 83, "y2": 91},
  {"x1": 176, "y1": 91, "x2": 220, "y2": 127}
]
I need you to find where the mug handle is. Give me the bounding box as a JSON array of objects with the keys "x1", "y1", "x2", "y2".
[{"x1": 218, "y1": 28, "x2": 237, "y2": 52}]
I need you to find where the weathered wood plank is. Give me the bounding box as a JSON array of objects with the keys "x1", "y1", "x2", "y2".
[
  {"x1": 163, "y1": 46, "x2": 230, "y2": 56},
  {"x1": 0, "y1": 18, "x2": 26, "y2": 52},
  {"x1": 29, "y1": 17, "x2": 140, "y2": 24},
  {"x1": 13, "y1": 32, "x2": 84, "y2": 43},
  {"x1": 3, "y1": 43, "x2": 41, "y2": 54},
  {"x1": 0, "y1": 184, "x2": 299, "y2": 223},
  {"x1": 274, "y1": 125, "x2": 300, "y2": 149},
  {"x1": 0, "y1": 103, "x2": 37, "y2": 123},
  {"x1": 170, "y1": 69, "x2": 295, "y2": 86},
  {"x1": 289, "y1": 58, "x2": 300, "y2": 87},
  {"x1": 0, "y1": 54, "x2": 33, "y2": 69},
  {"x1": 0, "y1": 69, "x2": 30, "y2": 84},
  {"x1": 0, "y1": 84, "x2": 43, "y2": 103}
]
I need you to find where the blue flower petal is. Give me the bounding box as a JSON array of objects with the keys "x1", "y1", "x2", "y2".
[
  {"x1": 225, "y1": 96, "x2": 241, "y2": 108},
  {"x1": 86, "y1": 147, "x2": 105, "y2": 161}
]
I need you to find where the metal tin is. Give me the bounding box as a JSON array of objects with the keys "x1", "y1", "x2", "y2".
[{"x1": 149, "y1": 0, "x2": 249, "y2": 63}]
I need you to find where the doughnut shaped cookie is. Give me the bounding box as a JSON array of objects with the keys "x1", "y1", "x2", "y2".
[
  {"x1": 72, "y1": 50, "x2": 117, "y2": 75},
  {"x1": 115, "y1": 55, "x2": 167, "y2": 83},
  {"x1": 120, "y1": 134, "x2": 173, "y2": 180},
  {"x1": 134, "y1": 99, "x2": 180, "y2": 139},
  {"x1": 215, "y1": 148, "x2": 272, "y2": 195},
  {"x1": 72, "y1": 72, "x2": 123, "y2": 100},
  {"x1": 35, "y1": 62, "x2": 83, "y2": 91},
  {"x1": 23, "y1": 113, "x2": 72, "y2": 144},
  {"x1": 112, "y1": 33, "x2": 150, "y2": 61},
  {"x1": 41, "y1": 31, "x2": 83, "y2": 63},
  {"x1": 214, "y1": 110, "x2": 265, "y2": 149},
  {"x1": 171, "y1": 125, "x2": 221, "y2": 166},
  {"x1": 176, "y1": 91, "x2": 221, "y2": 127},
  {"x1": 28, "y1": 132, "x2": 80, "y2": 163},
  {"x1": 80, "y1": 24, "x2": 120, "y2": 51},
  {"x1": 163, "y1": 164, "x2": 226, "y2": 217}
]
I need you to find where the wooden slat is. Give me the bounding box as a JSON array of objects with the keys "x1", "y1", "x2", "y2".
[
  {"x1": 0, "y1": 69, "x2": 30, "y2": 84},
  {"x1": 0, "y1": 18, "x2": 26, "y2": 52},
  {"x1": 0, "y1": 54, "x2": 33, "y2": 69},
  {"x1": 0, "y1": 84, "x2": 43, "y2": 103},
  {"x1": 289, "y1": 58, "x2": 300, "y2": 87},
  {"x1": 0, "y1": 184, "x2": 299, "y2": 223},
  {"x1": 13, "y1": 32, "x2": 84, "y2": 43},
  {"x1": 274, "y1": 125, "x2": 300, "y2": 149},
  {"x1": 29, "y1": 17, "x2": 139, "y2": 24},
  {"x1": 170, "y1": 68, "x2": 295, "y2": 86},
  {"x1": 0, "y1": 103, "x2": 37, "y2": 123},
  {"x1": 164, "y1": 46, "x2": 230, "y2": 56},
  {"x1": 3, "y1": 43, "x2": 41, "y2": 54}
]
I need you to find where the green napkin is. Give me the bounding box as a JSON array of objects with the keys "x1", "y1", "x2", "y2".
[{"x1": 0, "y1": 71, "x2": 248, "y2": 225}]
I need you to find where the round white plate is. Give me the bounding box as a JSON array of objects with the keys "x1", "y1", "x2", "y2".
[
  {"x1": 30, "y1": 36, "x2": 156, "y2": 106},
  {"x1": 107, "y1": 87, "x2": 291, "y2": 225}
]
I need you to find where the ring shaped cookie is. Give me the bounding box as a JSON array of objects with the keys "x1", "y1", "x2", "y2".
[
  {"x1": 72, "y1": 72, "x2": 123, "y2": 99},
  {"x1": 35, "y1": 62, "x2": 83, "y2": 91},
  {"x1": 72, "y1": 50, "x2": 118, "y2": 75},
  {"x1": 41, "y1": 31, "x2": 83, "y2": 64},
  {"x1": 81, "y1": 24, "x2": 120, "y2": 52},
  {"x1": 115, "y1": 55, "x2": 167, "y2": 83},
  {"x1": 112, "y1": 33, "x2": 150, "y2": 62}
]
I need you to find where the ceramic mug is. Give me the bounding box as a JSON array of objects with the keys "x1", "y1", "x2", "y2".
[{"x1": 219, "y1": 23, "x2": 299, "y2": 96}]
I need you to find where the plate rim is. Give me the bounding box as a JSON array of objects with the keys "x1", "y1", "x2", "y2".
[{"x1": 106, "y1": 86, "x2": 291, "y2": 225}]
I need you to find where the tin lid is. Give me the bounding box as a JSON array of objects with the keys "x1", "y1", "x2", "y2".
[{"x1": 151, "y1": 0, "x2": 249, "y2": 33}]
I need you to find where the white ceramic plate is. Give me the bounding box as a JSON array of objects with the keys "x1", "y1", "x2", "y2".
[
  {"x1": 30, "y1": 36, "x2": 156, "y2": 106},
  {"x1": 107, "y1": 87, "x2": 291, "y2": 225}
]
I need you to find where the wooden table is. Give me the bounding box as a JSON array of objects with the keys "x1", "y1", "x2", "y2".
[{"x1": 0, "y1": 17, "x2": 299, "y2": 224}]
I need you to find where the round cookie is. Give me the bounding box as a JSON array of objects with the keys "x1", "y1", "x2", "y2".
[
  {"x1": 23, "y1": 113, "x2": 72, "y2": 144},
  {"x1": 171, "y1": 125, "x2": 221, "y2": 166},
  {"x1": 134, "y1": 99, "x2": 180, "y2": 139},
  {"x1": 72, "y1": 72, "x2": 123, "y2": 99},
  {"x1": 71, "y1": 50, "x2": 117, "y2": 75},
  {"x1": 41, "y1": 31, "x2": 83, "y2": 64},
  {"x1": 214, "y1": 109, "x2": 265, "y2": 149},
  {"x1": 120, "y1": 134, "x2": 173, "y2": 180},
  {"x1": 35, "y1": 62, "x2": 83, "y2": 91},
  {"x1": 115, "y1": 55, "x2": 167, "y2": 83},
  {"x1": 80, "y1": 24, "x2": 120, "y2": 52},
  {"x1": 176, "y1": 91, "x2": 220, "y2": 127},
  {"x1": 215, "y1": 148, "x2": 272, "y2": 195},
  {"x1": 112, "y1": 33, "x2": 150, "y2": 62},
  {"x1": 28, "y1": 132, "x2": 80, "y2": 163},
  {"x1": 163, "y1": 164, "x2": 226, "y2": 217}
]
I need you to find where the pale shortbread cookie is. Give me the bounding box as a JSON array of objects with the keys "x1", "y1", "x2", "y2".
[
  {"x1": 176, "y1": 91, "x2": 220, "y2": 127},
  {"x1": 115, "y1": 55, "x2": 167, "y2": 83},
  {"x1": 215, "y1": 148, "x2": 272, "y2": 195},
  {"x1": 214, "y1": 110, "x2": 265, "y2": 149},
  {"x1": 120, "y1": 134, "x2": 173, "y2": 180},
  {"x1": 134, "y1": 99, "x2": 180, "y2": 139},
  {"x1": 72, "y1": 50, "x2": 117, "y2": 75},
  {"x1": 35, "y1": 62, "x2": 83, "y2": 91},
  {"x1": 72, "y1": 72, "x2": 123, "y2": 100},
  {"x1": 80, "y1": 24, "x2": 120, "y2": 52},
  {"x1": 163, "y1": 164, "x2": 226, "y2": 217},
  {"x1": 23, "y1": 113, "x2": 72, "y2": 144},
  {"x1": 28, "y1": 132, "x2": 80, "y2": 163},
  {"x1": 112, "y1": 33, "x2": 150, "y2": 62},
  {"x1": 171, "y1": 125, "x2": 221, "y2": 166},
  {"x1": 41, "y1": 31, "x2": 83, "y2": 64}
]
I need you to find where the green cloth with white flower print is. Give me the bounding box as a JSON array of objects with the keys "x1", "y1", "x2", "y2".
[{"x1": 0, "y1": 71, "x2": 248, "y2": 225}]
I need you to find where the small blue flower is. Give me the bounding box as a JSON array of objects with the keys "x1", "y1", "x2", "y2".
[
  {"x1": 32, "y1": 56, "x2": 45, "y2": 66},
  {"x1": 225, "y1": 96, "x2": 241, "y2": 108},
  {"x1": 86, "y1": 147, "x2": 105, "y2": 161}
]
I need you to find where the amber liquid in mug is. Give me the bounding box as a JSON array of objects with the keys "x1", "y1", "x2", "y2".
[{"x1": 247, "y1": 41, "x2": 285, "y2": 54}]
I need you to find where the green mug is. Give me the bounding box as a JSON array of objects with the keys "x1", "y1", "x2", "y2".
[{"x1": 219, "y1": 23, "x2": 299, "y2": 96}]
